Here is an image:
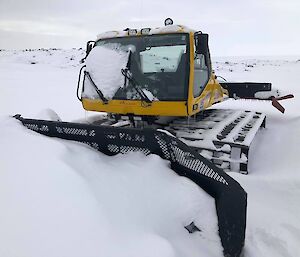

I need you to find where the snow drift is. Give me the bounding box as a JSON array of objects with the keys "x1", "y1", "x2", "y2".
[
  {"x1": 1, "y1": 49, "x2": 300, "y2": 257},
  {"x1": 0, "y1": 115, "x2": 222, "y2": 257}
]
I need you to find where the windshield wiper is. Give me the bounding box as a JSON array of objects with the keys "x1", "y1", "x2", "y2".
[
  {"x1": 85, "y1": 71, "x2": 108, "y2": 104},
  {"x1": 121, "y1": 50, "x2": 152, "y2": 104},
  {"x1": 121, "y1": 68, "x2": 152, "y2": 104}
]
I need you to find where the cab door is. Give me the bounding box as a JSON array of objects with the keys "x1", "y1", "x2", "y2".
[{"x1": 188, "y1": 32, "x2": 214, "y2": 115}]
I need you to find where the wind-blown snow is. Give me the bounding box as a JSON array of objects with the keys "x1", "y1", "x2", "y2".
[
  {"x1": 84, "y1": 45, "x2": 129, "y2": 99},
  {"x1": 1, "y1": 49, "x2": 300, "y2": 257},
  {"x1": 149, "y1": 25, "x2": 194, "y2": 35},
  {"x1": 142, "y1": 88, "x2": 157, "y2": 101},
  {"x1": 254, "y1": 89, "x2": 280, "y2": 99},
  {"x1": 95, "y1": 25, "x2": 193, "y2": 41},
  {"x1": 97, "y1": 31, "x2": 128, "y2": 40},
  {"x1": 0, "y1": 115, "x2": 221, "y2": 257}
]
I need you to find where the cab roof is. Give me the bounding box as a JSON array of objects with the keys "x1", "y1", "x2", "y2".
[{"x1": 96, "y1": 25, "x2": 195, "y2": 41}]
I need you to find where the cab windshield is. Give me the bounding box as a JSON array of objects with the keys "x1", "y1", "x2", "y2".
[{"x1": 95, "y1": 33, "x2": 189, "y2": 101}]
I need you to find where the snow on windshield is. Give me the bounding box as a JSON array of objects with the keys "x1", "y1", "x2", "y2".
[{"x1": 83, "y1": 45, "x2": 129, "y2": 99}]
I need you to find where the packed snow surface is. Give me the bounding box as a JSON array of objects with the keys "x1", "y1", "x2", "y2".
[
  {"x1": 84, "y1": 45, "x2": 129, "y2": 99},
  {"x1": 1, "y1": 49, "x2": 300, "y2": 257},
  {"x1": 0, "y1": 116, "x2": 220, "y2": 257}
]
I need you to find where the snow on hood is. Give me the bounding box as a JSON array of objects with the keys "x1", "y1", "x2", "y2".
[{"x1": 84, "y1": 45, "x2": 129, "y2": 99}]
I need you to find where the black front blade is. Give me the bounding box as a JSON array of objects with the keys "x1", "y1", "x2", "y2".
[{"x1": 14, "y1": 114, "x2": 247, "y2": 257}]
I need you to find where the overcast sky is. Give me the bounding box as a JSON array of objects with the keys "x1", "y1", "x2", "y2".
[{"x1": 0, "y1": 0, "x2": 299, "y2": 56}]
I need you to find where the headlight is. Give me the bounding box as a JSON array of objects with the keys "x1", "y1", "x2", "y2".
[
  {"x1": 128, "y1": 29, "x2": 138, "y2": 36},
  {"x1": 141, "y1": 28, "x2": 151, "y2": 35}
]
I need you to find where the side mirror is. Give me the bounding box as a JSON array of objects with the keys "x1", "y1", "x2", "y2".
[
  {"x1": 194, "y1": 32, "x2": 209, "y2": 55},
  {"x1": 194, "y1": 31, "x2": 212, "y2": 74},
  {"x1": 86, "y1": 40, "x2": 95, "y2": 55},
  {"x1": 80, "y1": 40, "x2": 95, "y2": 63}
]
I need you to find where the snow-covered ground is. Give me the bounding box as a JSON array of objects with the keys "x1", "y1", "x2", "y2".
[{"x1": 0, "y1": 49, "x2": 300, "y2": 257}]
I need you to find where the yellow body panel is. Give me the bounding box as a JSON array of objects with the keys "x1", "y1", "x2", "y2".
[
  {"x1": 82, "y1": 99, "x2": 188, "y2": 116},
  {"x1": 189, "y1": 76, "x2": 225, "y2": 116},
  {"x1": 82, "y1": 31, "x2": 225, "y2": 117}
]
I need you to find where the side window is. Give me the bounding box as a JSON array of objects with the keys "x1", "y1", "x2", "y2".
[{"x1": 193, "y1": 53, "x2": 209, "y2": 97}]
